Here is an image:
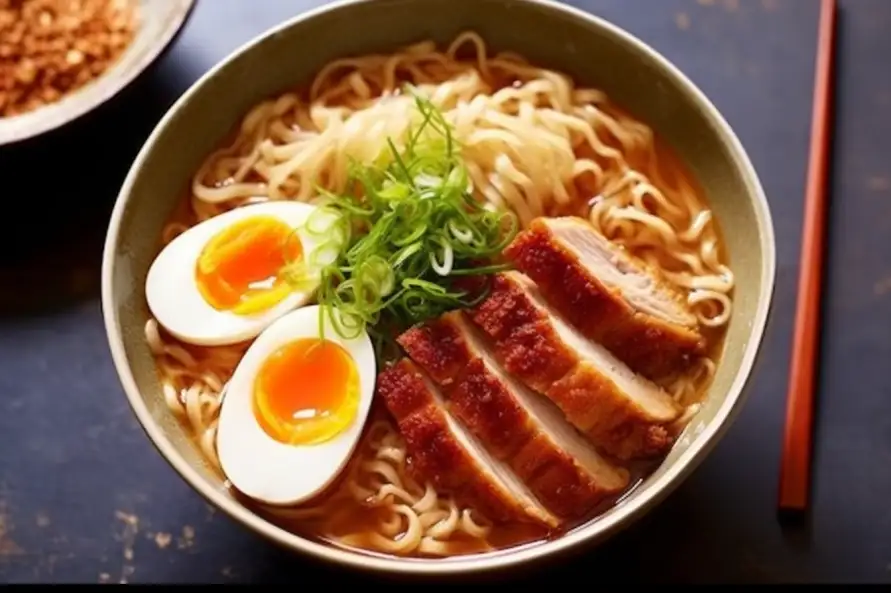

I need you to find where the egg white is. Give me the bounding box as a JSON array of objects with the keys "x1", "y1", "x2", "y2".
[
  {"x1": 145, "y1": 201, "x2": 339, "y2": 347},
  {"x1": 215, "y1": 305, "x2": 376, "y2": 507}
]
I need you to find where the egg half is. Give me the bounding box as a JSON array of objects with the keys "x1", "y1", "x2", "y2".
[
  {"x1": 145, "y1": 200, "x2": 341, "y2": 347},
  {"x1": 215, "y1": 305, "x2": 376, "y2": 506}
]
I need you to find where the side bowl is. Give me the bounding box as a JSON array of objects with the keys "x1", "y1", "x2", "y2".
[
  {"x1": 101, "y1": 0, "x2": 776, "y2": 577},
  {"x1": 0, "y1": 0, "x2": 196, "y2": 146}
]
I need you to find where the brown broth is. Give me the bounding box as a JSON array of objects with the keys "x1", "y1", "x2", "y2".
[
  {"x1": 259, "y1": 455, "x2": 661, "y2": 560},
  {"x1": 650, "y1": 137, "x2": 733, "y2": 405}
]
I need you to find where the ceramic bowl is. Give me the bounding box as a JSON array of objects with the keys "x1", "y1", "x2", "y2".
[
  {"x1": 0, "y1": 0, "x2": 195, "y2": 146},
  {"x1": 102, "y1": 0, "x2": 776, "y2": 577}
]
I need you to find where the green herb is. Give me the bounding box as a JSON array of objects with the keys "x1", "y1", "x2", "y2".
[{"x1": 283, "y1": 87, "x2": 518, "y2": 360}]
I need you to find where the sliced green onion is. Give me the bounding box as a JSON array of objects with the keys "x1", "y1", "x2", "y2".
[{"x1": 286, "y1": 87, "x2": 518, "y2": 362}]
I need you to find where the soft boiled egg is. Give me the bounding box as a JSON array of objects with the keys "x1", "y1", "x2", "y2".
[
  {"x1": 215, "y1": 305, "x2": 376, "y2": 506},
  {"x1": 146, "y1": 201, "x2": 341, "y2": 346}
]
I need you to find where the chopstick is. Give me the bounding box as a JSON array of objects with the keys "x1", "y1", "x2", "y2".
[{"x1": 777, "y1": 0, "x2": 837, "y2": 515}]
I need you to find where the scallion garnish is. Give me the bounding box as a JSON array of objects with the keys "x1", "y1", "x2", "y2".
[{"x1": 284, "y1": 87, "x2": 518, "y2": 361}]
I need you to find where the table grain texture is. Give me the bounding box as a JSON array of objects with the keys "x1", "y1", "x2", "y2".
[{"x1": 1, "y1": 0, "x2": 889, "y2": 584}]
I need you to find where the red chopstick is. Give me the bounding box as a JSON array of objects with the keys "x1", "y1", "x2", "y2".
[{"x1": 777, "y1": 0, "x2": 837, "y2": 515}]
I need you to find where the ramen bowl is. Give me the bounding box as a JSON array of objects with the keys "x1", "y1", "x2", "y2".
[
  {"x1": 102, "y1": 0, "x2": 776, "y2": 577},
  {"x1": 0, "y1": 0, "x2": 196, "y2": 146}
]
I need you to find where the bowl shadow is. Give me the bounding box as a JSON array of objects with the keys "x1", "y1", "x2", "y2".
[{"x1": 0, "y1": 57, "x2": 191, "y2": 320}]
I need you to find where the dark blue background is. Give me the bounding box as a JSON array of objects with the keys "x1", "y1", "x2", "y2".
[{"x1": 1, "y1": 0, "x2": 889, "y2": 584}]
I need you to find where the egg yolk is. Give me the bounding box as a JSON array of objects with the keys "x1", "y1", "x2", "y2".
[
  {"x1": 252, "y1": 338, "x2": 360, "y2": 445},
  {"x1": 195, "y1": 215, "x2": 303, "y2": 315}
]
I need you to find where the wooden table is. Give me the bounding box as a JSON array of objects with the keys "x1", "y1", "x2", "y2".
[{"x1": 1, "y1": 0, "x2": 889, "y2": 584}]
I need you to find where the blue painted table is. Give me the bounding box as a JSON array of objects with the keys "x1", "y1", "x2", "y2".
[{"x1": 1, "y1": 0, "x2": 889, "y2": 584}]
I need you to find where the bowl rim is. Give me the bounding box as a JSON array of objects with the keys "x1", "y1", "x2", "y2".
[
  {"x1": 0, "y1": 0, "x2": 197, "y2": 147},
  {"x1": 101, "y1": 0, "x2": 777, "y2": 577}
]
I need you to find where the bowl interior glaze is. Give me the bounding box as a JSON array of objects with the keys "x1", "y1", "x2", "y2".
[{"x1": 102, "y1": 0, "x2": 776, "y2": 577}]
